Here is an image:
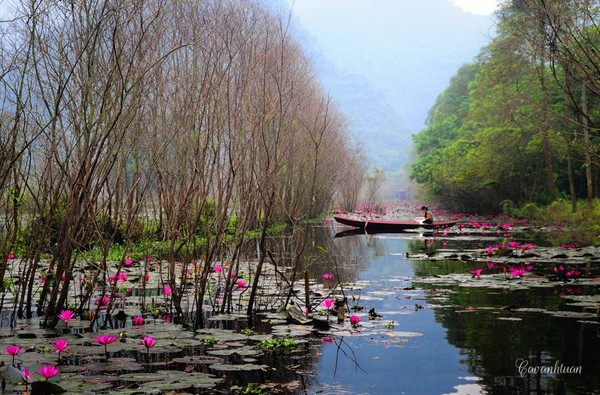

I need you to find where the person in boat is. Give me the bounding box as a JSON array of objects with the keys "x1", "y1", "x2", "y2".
[{"x1": 421, "y1": 206, "x2": 433, "y2": 224}]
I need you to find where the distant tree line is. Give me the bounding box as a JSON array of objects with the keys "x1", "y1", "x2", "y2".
[
  {"x1": 0, "y1": 0, "x2": 364, "y2": 328},
  {"x1": 410, "y1": 0, "x2": 599, "y2": 213}
]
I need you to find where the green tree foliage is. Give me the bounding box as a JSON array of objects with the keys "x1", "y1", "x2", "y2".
[{"x1": 410, "y1": 0, "x2": 599, "y2": 213}]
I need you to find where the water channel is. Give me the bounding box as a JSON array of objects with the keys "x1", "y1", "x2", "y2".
[
  {"x1": 0, "y1": 219, "x2": 597, "y2": 394},
  {"x1": 307, "y1": 224, "x2": 600, "y2": 395}
]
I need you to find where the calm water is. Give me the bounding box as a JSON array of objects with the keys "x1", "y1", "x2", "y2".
[{"x1": 307, "y1": 227, "x2": 600, "y2": 395}]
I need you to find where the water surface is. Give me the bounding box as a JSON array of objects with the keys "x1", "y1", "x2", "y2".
[{"x1": 309, "y1": 227, "x2": 599, "y2": 395}]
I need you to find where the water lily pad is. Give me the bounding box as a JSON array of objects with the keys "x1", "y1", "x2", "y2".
[
  {"x1": 209, "y1": 362, "x2": 268, "y2": 371},
  {"x1": 544, "y1": 311, "x2": 597, "y2": 319},
  {"x1": 118, "y1": 370, "x2": 222, "y2": 390},
  {"x1": 0, "y1": 365, "x2": 24, "y2": 382},
  {"x1": 118, "y1": 372, "x2": 167, "y2": 382},
  {"x1": 86, "y1": 357, "x2": 144, "y2": 373},
  {"x1": 16, "y1": 328, "x2": 58, "y2": 338},
  {"x1": 195, "y1": 329, "x2": 248, "y2": 342},
  {"x1": 207, "y1": 346, "x2": 261, "y2": 357},
  {"x1": 248, "y1": 334, "x2": 274, "y2": 342},
  {"x1": 207, "y1": 313, "x2": 246, "y2": 321},
  {"x1": 60, "y1": 378, "x2": 114, "y2": 393},
  {"x1": 172, "y1": 355, "x2": 224, "y2": 365},
  {"x1": 513, "y1": 308, "x2": 548, "y2": 313},
  {"x1": 270, "y1": 324, "x2": 313, "y2": 337},
  {"x1": 389, "y1": 331, "x2": 424, "y2": 337}
]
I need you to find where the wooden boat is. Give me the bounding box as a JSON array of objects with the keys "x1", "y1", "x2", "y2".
[{"x1": 333, "y1": 215, "x2": 459, "y2": 232}]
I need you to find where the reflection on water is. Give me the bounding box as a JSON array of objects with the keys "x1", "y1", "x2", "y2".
[{"x1": 308, "y1": 226, "x2": 600, "y2": 395}]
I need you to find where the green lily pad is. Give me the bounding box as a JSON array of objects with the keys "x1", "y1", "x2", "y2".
[
  {"x1": 119, "y1": 370, "x2": 223, "y2": 390},
  {"x1": 86, "y1": 357, "x2": 144, "y2": 373},
  {"x1": 172, "y1": 355, "x2": 224, "y2": 365},
  {"x1": 248, "y1": 334, "x2": 274, "y2": 342},
  {"x1": 209, "y1": 363, "x2": 268, "y2": 371},
  {"x1": 207, "y1": 313, "x2": 246, "y2": 321},
  {"x1": 270, "y1": 324, "x2": 313, "y2": 337},
  {"x1": 195, "y1": 330, "x2": 247, "y2": 342},
  {"x1": 59, "y1": 377, "x2": 114, "y2": 393},
  {"x1": 207, "y1": 346, "x2": 261, "y2": 357}
]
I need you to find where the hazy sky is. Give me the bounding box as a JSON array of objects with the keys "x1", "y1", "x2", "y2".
[
  {"x1": 282, "y1": 0, "x2": 499, "y2": 173},
  {"x1": 450, "y1": 0, "x2": 499, "y2": 15},
  {"x1": 285, "y1": 0, "x2": 498, "y2": 130}
]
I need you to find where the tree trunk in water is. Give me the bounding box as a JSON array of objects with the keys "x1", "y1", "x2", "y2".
[{"x1": 247, "y1": 190, "x2": 276, "y2": 318}]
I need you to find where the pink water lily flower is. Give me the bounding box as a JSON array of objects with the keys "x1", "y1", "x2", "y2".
[
  {"x1": 236, "y1": 279, "x2": 247, "y2": 289},
  {"x1": 22, "y1": 367, "x2": 32, "y2": 382},
  {"x1": 58, "y1": 309, "x2": 75, "y2": 324},
  {"x1": 140, "y1": 336, "x2": 157, "y2": 355},
  {"x1": 124, "y1": 257, "x2": 134, "y2": 266},
  {"x1": 507, "y1": 241, "x2": 521, "y2": 249},
  {"x1": 132, "y1": 315, "x2": 145, "y2": 326},
  {"x1": 96, "y1": 334, "x2": 118, "y2": 354},
  {"x1": 349, "y1": 315, "x2": 361, "y2": 327},
  {"x1": 7, "y1": 253, "x2": 14, "y2": 259},
  {"x1": 95, "y1": 296, "x2": 110, "y2": 307},
  {"x1": 553, "y1": 265, "x2": 565, "y2": 274},
  {"x1": 5, "y1": 344, "x2": 21, "y2": 356},
  {"x1": 322, "y1": 273, "x2": 334, "y2": 281},
  {"x1": 163, "y1": 285, "x2": 172, "y2": 296},
  {"x1": 214, "y1": 265, "x2": 223, "y2": 273},
  {"x1": 5, "y1": 345, "x2": 21, "y2": 365},
  {"x1": 96, "y1": 334, "x2": 117, "y2": 345},
  {"x1": 565, "y1": 270, "x2": 581, "y2": 279},
  {"x1": 53, "y1": 339, "x2": 68, "y2": 358},
  {"x1": 38, "y1": 365, "x2": 59, "y2": 381},
  {"x1": 469, "y1": 268, "x2": 483, "y2": 278},
  {"x1": 321, "y1": 298, "x2": 334, "y2": 309},
  {"x1": 561, "y1": 242, "x2": 579, "y2": 249}
]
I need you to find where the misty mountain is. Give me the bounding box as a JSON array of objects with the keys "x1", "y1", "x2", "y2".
[{"x1": 283, "y1": 0, "x2": 496, "y2": 172}]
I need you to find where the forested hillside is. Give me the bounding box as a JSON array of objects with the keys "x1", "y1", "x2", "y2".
[{"x1": 411, "y1": 1, "x2": 599, "y2": 213}]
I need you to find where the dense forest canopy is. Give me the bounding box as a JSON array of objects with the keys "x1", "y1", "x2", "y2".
[
  {"x1": 410, "y1": 0, "x2": 599, "y2": 213},
  {"x1": 0, "y1": 0, "x2": 364, "y2": 327}
]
